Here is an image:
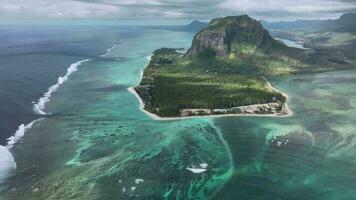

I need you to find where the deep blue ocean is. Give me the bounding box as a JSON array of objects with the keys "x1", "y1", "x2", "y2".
[{"x1": 0, "y1": 24, "x2": 146, "y2": 145}]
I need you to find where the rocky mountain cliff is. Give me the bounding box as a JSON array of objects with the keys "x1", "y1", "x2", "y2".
[{"x1": 186, "y1": 15, "x2": 284, "y2": 58}]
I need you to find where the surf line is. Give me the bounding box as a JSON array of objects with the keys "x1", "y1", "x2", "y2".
[
  {"x1": 0, "y1": 118, "x2": 46, "y2": 183},
  {"x1": 33, "y1": 59, "x2": 91, "y2": 115},
  {"x1": 0, "y1": 58, "x2": 91, "y2": 183},
  {"x1": 100, "y1": 43, "x2": 119, "y2": 57},
  {"x1": 1, "y1": 43, "x2": 118, "y2": 183}
]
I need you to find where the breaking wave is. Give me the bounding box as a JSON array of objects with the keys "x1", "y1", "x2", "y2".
[
  {"x1": 1, "y1": 58, "x2": 92, "y2": 183},
  {"x1": 0, "y1": 145, "x2": 16, "y2": 183},
  {"x1": 0, "y1": 119, "x2": 42, "y2": 183},
  {"x1": 2, "y1": 43, "x2": 117, "y2": 183},
  {"x1": 100, "y1": 43, "x2": 118, "y2": 57},
  {"x1": 33, "y1": 59, "x2": 91, "y2": 115}
]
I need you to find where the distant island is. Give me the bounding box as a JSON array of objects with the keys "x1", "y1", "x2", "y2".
[
  {"x1": 129, "y1": 15, "x2": 355, "y2": 119},
  {"x1": 262, "y1": 13, "x2": 356, "y2": 33},
  {"x1": 263, "y1": 13, "x2": 356, "y2": 63},
  {"x1": 181, "y1": 20, "x2": 208, "y2": 33}
]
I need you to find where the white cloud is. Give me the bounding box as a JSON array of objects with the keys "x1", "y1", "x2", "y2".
[
  {"x1": 0, "y1": 0, "x2": 122, "y2": 19},
  {"x1": 163, "y1": 11, "x2": 185, "y2": 18},
  {"x1": 0, "y1": 0, "x2": 355, "y2": 20},
  {"x1": 219, "y1": 0, "x2": 356, "y2": 13}
]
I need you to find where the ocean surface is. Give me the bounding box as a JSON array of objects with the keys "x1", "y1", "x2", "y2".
[{"x1": 0, "y1": 22, "x2": 356, "y2": 200}]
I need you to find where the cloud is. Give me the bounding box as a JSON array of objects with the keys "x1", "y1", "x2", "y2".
[
  {"x1": 219, "y1": 0, "x2": 356, "y2": 20},
  {"x1": 220, "y1": 0, "x2": 353, "y2": 13},
  {"x1": 0, "y1": 0, "x2": 122, "y2": 19},
  {"x1": 0, "y1": 0, "x2": 355, "y2": 20}
]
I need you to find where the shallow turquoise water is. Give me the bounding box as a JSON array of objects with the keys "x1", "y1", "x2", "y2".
[
  {"x1": 1, "y1": 25, "x2": 356, "y2": 200},
  {"x1": 1, "y1": 27, "x2": 233, "y2": 199},
  {"x1": 214, "y1": 71, "x2": 356, "y2": 200}
]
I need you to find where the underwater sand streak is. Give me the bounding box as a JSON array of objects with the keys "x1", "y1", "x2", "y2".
[{"x1": 126, "y1": 56, "x2": 235, "y2": 198}]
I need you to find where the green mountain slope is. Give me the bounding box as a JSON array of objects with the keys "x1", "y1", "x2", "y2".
[
  {"x1": 186, "y1": 15, "x2": 313, "y2": 75},
  {"x1": 187, "y1": 15, "x2": 284, "y2": 57}
]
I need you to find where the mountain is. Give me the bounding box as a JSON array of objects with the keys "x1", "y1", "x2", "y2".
[
  {"x1": 329, "y1": 13, "x2": 356, "y2": 33},
  {"x1": 186, "y1": 15, "x2": 288, "y2": 57},
  {"x1": 263, "y1": 13, "x2": 356, "y2": 33},
  {"x1": 181, "y1": 20, "x2": 208, "y2": 33},
  {"x1": 262, "y1": 19, "x2": 325, "y2": 30}
]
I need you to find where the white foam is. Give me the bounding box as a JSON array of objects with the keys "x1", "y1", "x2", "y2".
[
  {"x1": 277, "y1": 141, "x2": 283, "y2": 146},
  {"x1": 0, "y1": 145, "x2": 16, "y2": 183},
  {"x1": 0, "y1": 118, "x2": 43, "y2": 183},
  {"x1": 1, "y1": 58, "x2": 91, "y2": 183},
  {"x1": 33, "y1": 59, "x2": 91, "y2": 115},
  {"x1": 7, "y1": 121, "x2": 36, "y2": 149},
  {"x1": 100, "y1": 43, "x2": 118, "y2": 57},
  {"x1": 186, "y1": 167, "x2": 207, "y2": 174},
  {"x1": 1, "y1": 58, "x2": 88, "y2": 181},
  {"x1": 186, "y1": 163, "x2": 208, "y2": 174},
  {"x1": 199, "y1": 163, "x2": 208, "y2": 168},
  {"x1": 135, "y1": 179, "x2": 144, "y2": 184}
]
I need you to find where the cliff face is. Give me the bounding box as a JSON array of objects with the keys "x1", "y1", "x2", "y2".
[{"x1": 187, "y1": 15, "x2": 281, "y2": 57}]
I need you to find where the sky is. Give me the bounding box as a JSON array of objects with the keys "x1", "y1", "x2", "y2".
[{"x1": 1, "y1": 0, "x2": 356, "y2": 22}]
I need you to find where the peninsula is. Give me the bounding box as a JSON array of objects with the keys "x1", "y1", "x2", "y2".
[{"x1": 130, "y1": 15, "x2": 348, "y2": 118}]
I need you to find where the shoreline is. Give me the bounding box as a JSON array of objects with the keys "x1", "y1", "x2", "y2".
[{"x1": 128, "y1": 59, "x2": 294, "y2": 121}]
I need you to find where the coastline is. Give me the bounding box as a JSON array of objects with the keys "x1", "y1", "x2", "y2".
[{"x1": 128, "y1": 57, "x2": 294, "y2": 121}]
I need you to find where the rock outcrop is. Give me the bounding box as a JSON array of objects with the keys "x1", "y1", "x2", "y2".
[{"x1": 186, "y1": 15, "x2": 282, "y2": 57}]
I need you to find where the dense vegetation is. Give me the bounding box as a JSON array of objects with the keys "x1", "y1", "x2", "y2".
[{"x1": 135, "y1": 48, "x2": 285, "y2": 117}]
